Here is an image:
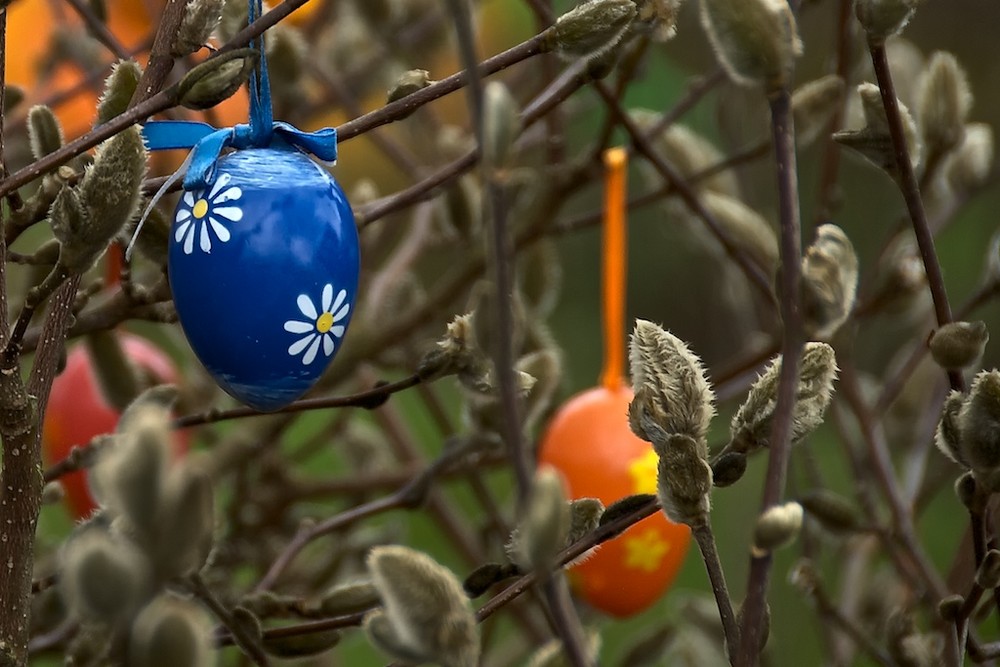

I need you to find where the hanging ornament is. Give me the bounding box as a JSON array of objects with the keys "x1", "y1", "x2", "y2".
[
  {"x1": 537, "y1": 148, "x2": 691, "y2": 618},
  {"x1": 137, "y1": 1, "x2": 359, "y2": 411}
]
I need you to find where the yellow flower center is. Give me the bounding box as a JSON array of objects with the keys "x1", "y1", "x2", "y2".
[
  {"x1": 624, "y1": 528, "x2": 670, "y2": 572},
  {"x1": 316, "y1": 312, "x2": 334, "y2": 333},
  {"x1": 629, "y1": 450, "x2": 659, "y2": 495},
  {"x1": 192, "y1": 198, "x2": 209, "y2": 219}
]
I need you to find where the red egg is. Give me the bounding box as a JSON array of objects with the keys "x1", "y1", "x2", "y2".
[
  {"x1": 538, "y1": 385, "x2": 691, "y2": 617},
  {"x1": 42, "y1": 333, "x2": 188, "y2": 520}
]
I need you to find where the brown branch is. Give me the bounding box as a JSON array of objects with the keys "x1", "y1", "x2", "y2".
[{"x1": 736, "y1": 89, "x2": 804, "y2": 667}]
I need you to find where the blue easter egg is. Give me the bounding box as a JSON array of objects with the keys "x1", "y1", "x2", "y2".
[{"x1": 168, "y1": 145, "x2": 359, "y2": 411}]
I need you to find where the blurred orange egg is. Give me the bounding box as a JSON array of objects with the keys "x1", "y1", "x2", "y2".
[{"x1": 537, "y1": 385, "x2": 691, "y2": 618}]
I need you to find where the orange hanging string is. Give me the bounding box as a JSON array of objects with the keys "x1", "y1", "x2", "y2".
[
  {"x1": 104, "y1": 241, "x2": 124, "y2": 289},
  {"x1": 600, "y1": 147, "x2": 628, "y2": 391}
]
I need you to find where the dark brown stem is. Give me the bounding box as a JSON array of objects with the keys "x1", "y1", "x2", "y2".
[
  {"x1": 868, "y1": 41, "x2": 961, "y2": 393},
  {"x1": 130, "y1": 0, "x2": 187, "y2": 106},
  {"x1": 172, "y1": 374, "x2": 422, "y2": 428},
  {"x1": 736, "y1": 89, "x2": 803, "y2": 667},
  {"x1": 62, "y1": 0, "x2": 131, "y2": 61},
  {"x1": 692, "y1": 521, "x2": 739, "y2": 661},
  {"x1": 189, "y1": 573, "x2": 271, "y2": 666}
]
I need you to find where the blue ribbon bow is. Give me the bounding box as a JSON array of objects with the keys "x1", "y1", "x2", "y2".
[
  {"x1": 142, "y1": 120, "x2": 338, "y2": 190},
  {"x1": 140, "y1": 0, "x2": 336, "y2": 191},
  {"x1": 128, "y1": 0, "x2": 339, "y2": 260}
]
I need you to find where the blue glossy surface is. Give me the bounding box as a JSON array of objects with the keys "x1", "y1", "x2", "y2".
[{"x1": 168, "y1": 146, "x2": 359, "y2": 411}]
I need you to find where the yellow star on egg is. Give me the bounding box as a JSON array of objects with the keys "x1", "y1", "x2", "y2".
[
  {"x1": 628, "y1": 449, "x2": 659, "y2": 495},
  {"x1": 624, "y1": 528, "x2": 670, "y2": 572}
]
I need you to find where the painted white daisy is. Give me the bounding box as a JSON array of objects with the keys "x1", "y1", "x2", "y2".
[
  {"x1": 283, "y1": 284, "x2": 350, "y2": 365},
  {"x1": 174, "y1": 172, "x2": 244, "y2": 254}
]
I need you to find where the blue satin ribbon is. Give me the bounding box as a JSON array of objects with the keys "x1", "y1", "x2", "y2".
[
  {"x1": 142, "y1": 120, "x2": 338, "y2": 190},
  {"x1": 140, "y1": 0, "x2": 337, "y2": 191}
]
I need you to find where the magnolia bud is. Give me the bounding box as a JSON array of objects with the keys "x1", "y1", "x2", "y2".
[
  {"x1": 96, "y1": 60, "x2": 142, "y2": 125},
  {"x1": 699, "y1": 0, "x2": 802, "y2": 90},
  {"x1": 929, "y1": 321, "x2": 989, "y2": 371},
  {"x1": 801, "y1": 224, "x2": 858, "y2": 340},
  {"x1": 945, "y1": 123, "x2": 994, "y2": 193},
  {"x1": 752, "y1": 502, "x2": 804, "y2": 556},
  {"x1": 174, "y1": 0, "x2": 225, "y2": 56},
  {"x1": 792, "y1": 75, "x2": 846, "y2": 148},
  {"x1": 176, "y1": 49, "x2": 259, "y2": 110},
  {"x1": 546, "y1": 0, "x2": 637, "y2": 62},
  {"x1": 855, "y1": 0, "x2": 921, "y2": 42},
  {"x1": 129, "y1": 595, "x2": 214, "y2": 667},
  {"x1": 916, "y1": 52, "x2": 972, "y2": 158},
  {"x1": 482, "y1": 82, "x2": 521, "y2": 170},
  {"x1": 509, "y1": 467, "x2": 570, "y2": 571},
  {"x1": 958, "y1": 371, "x2": 1000, "y2": 476},
  {"x1": 28, "y1": 105, "x2": 64, "y2": 160}
]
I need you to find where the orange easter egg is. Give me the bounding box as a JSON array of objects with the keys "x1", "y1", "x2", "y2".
[{"x1": 538, "y1": 385, "x2": 691, "y2": 617}]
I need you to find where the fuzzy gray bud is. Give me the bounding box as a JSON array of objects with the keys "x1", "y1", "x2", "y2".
[
  {"x1": 177, "y1": 48, "x2": 259, "y2": 110},
  {"x1": 509, "y1": 467, "x2": 570, "y2": 571},
  {"x1": 655, "y1": 430, "x2": 713, "y2": 525},
  {"x1": 929, "y1": 321, "x2": 989, "y2": 371},
  {"x1": 799, "y1": 489, "x2": 860, "y2": 534},
  {"x1": 62, "y1": 125, "x2": 147, "y2": 273},
  {"x1": 129, "y1": 595, "x2": 215, "y2": 667},
  {"x1": 801, "y1": 224, "x2": 858, "y2": 340},
  {"x1": 313, "y1": 580, "x2": 380, "y2": 616},
  {"x1": 916, "y1": 52, "x2": 972, "y2": 158},
  {"x1": 366, "y1": 545, "x2": 480, "y2": 667},
  {"x1": 752, "y1": 502, "x2": 803, "y2": 556},
  {"x1": 699, "y1": 0, "x2": 802, "y2": 90},
  {"x1": 632, "y1": 0, "x2": 683, "y2": 41},
  {"x1": 61, "y1": 529, "x2": 150, "y2": 622},
  {"x1": 934, "y1": 390, "x2": 966, "y2": 467},
  {"x1": 547, "y1": 0, "x2": 637, "y2": 62},
  {"x1": 791, "y1": 75, "x2": 846, "y2": 148},
  {"x1": 730, "y1": 343, "x2": 838, "y2": 453},
  {"x1": 700, "y1": 191, "x2": 779, "y2": 275},
  {"x1": 28, "y1": 105, "x2": 64, "y2": 160},
  {"x1": 482, "y1": 82, "x2": 521, "y2": 170},
  {"x1": 628, "y1": 319, "x2": 715, "y2": 447},
  {"x1": 174, "y1": 0, "x2": 225, "y2": 56},
  {"x1": 945, "y1": 123, "x2": 994, "y2": 193},
  {"x1": 836, "y1": 82, "x2": 923, "y2": 175},
  {"x1": 387, "y1": 69, "x2": 433, "y2": 107},
  {"x1": 96, "y1": 60, "x2": 142, "y2": 125},
  {"x1": 566, "y1": 498, "x2": 605, "y2": 544},
  {"x1": 958, "y1": 371, "x2": 1000, "y2": 478},
  {"x1": 855, "y1": 0, "x2": 921, "y2": 42},
  {"x1": 85, "y1": 331, "x2": 141, "y2": 411}
]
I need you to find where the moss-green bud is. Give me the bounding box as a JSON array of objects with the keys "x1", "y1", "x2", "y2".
[
  {"x1": 916, "y1": 52, "x2": 972, "y2": 158},
  {"x1": 629, "y1": 110, "x2": 739, "y2": 196},
  {"x1": 387, "y1": 69, "x2": 433, "y2": 107},
  {"x1": 799, "y1": 489, "x2": 860, "y2": 534},
  {"x1": 730, "y1": 342, "x2": 838, "y2": 453},
  {"x1": 937, "y1": 595, "x2": 964, "y2": 622},
  {"x1": 801, "y1": 224, "x2": 859, "y2": 340},
  {"x1": 509, "y1": 466, "x2": 570, "y2": 571},
  {"x1": 28, "y1": 105, "x2": 64, "y2": 160},
  {"x1": 628, "y1": 319, "x2": 715, "y2": 448},
  {"x1": 567, "y1": 497, "x2": 605, "y2": 544},
  {"x1": 129, "y1": 595, "x2": 215, "y2": 667},
  {"x1": 945, "y1": 123, "x2": 994, "y2": 193},
  {"x1": 699, "y1": 0, "x2": 802, "y2": 90},
  {"x1": 177, "y1": 48, "x2": 259, "y2": 110},
  {"x1": 599, "y1": 493, "x2": 657, "y2": 534},
  {"x1": 752, "y1": 502, "x2": 803, "y2": 555},
  {"x1": 61, "y1": 529, "x2": 150, "y2": 622},
  {"x1": 958, "y1": 370, "x2": 1000, "y2": 477},
  {"x1": 657, "y1": 433, "x2": 714, "y2": 525},
  {"x1": 154, "y1": 466, "x2": 215, "y2": 577},
  {"x1": 62, "y1": 125, "x2": 147, "y2": 273},
  {"x1": 174, "y1": 0, "x2": 226, "y2": 56},
  {"x1": 791, "y1": 75, "x2": 846, "y2": 148},
  {"x1": 711, "y1": 451, "x2": 747, "y2": 487},
  {"x1": 700, "y1": 191, "x2": 779, "y2": 275},
  {"x1": 366, "y1": 545, "x2": 480, "y2": 667},
  {"x1": 263, "y1": 628, "x2": 342, "y2": 658},
  {"x1": 482, "y1": 82, "x2": 521, "y2": 170},
  {"x1": 929, "y1": 321, "x2": 989, "y2": 371},
  {"x1": 363, "y1": 610, "x2": 431, "y2": 665},
  {"x1": 934, "y1": 391, "x2": 967, "y2": 467},
  {"x1": 855, "y1": 0, "x2": 921, "y2": 42},
  {"x1": 314, "y1": 580, "x2": 380, "y2": 616},
  {"x1": 463, "y1": 562, "x2": 517, "y2": 598},
  {"x1": 93, "y1": 405, "x2": 171, "y2": 534},
  {"x1": 96, "y1": 60, "x2": 142, "y2": 125},
  {"x1": 546, "y1": 0, "x2": 637, "y2": 62}
]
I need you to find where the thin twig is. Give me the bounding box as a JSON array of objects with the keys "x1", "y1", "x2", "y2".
[
  {"x1": 691, "y1": 522, "x2": 739, "y2": 661},
  {"x1": 736, "y1": 88, "x2": 804, "y2": 667},
  {"x1": 189, "y1": 573, "x2": 271, "y2": 666}
]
